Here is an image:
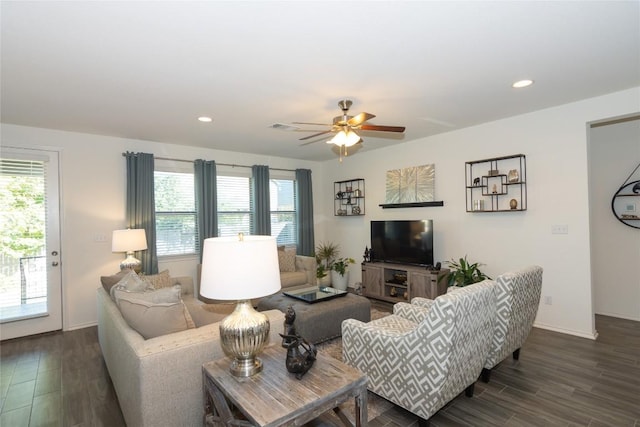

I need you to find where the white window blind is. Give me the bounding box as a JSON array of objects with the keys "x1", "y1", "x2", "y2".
[
  {"x1": 154, "y1": 170, "x2": 198, "y2": 256},
  {"x1": 270, "y1": 178, "x2": 297, "y2": 246},
  {"x1": 216, "y1": 175, "x2": 253, "y2": 237}
]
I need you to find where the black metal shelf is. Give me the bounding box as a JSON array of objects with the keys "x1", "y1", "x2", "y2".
[{"x1": 379, "y1": 201, "x2": 444, "y2": 209}]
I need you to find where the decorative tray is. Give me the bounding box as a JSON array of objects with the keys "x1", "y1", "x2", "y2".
[{"x1": 283, "y1": 286, "x2": 348, "y2": 304}]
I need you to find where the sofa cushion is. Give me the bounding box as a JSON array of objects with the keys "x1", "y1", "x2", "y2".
[
  {"x1": 183, "y1": 299, "x2": 231, "y2": 327},
  {"x1": 278, "y1": 250, "x2": 296, "y2": 273},
  {"x1": 141, "y1": 269, "x2": 172, "y2": 289},
  {"x1": 118, "y1": 298, "x2": 195, "y2": 339},
  {"x1": 280, "y1": 271, "x2": 308, "y2": 288},
  {"x1": 100, "y1": 269, "x2": 131, "y2": 293}
]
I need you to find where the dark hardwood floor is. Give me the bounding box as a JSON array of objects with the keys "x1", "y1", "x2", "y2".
[{"x1": 1, "y1": 313, "x2": 638, "y2": 426}]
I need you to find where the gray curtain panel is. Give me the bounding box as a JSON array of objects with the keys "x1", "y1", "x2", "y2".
[
  {"x1": 252, "y1": 165, "x2": 271, "y2": 235},
  {"x1": 125, "y1": 152, "x2": 158, "y2": 274},
  {"x1": 295, "y1": 168, "x2": 315, "y2": 257},
  {"x1": 194, "y1": 159, "x2": 218, "y2": 263}
]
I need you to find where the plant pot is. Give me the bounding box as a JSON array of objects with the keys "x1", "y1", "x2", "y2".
[
  {"x1": 317, "y1": 274, "x2": 331, "y2": 287},
  {"x1": 330, "y1": 271, "x2": 349, "y2": 291}
]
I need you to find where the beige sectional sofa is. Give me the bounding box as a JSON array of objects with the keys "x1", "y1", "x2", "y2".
[
  {"x1": 279, "y1": 254, "x2": 316, "y2": 289},
  {"x1": 97, "y1": 275, "x2": 285, "y2": 427}
]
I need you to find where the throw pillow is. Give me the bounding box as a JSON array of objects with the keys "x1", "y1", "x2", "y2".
[
  {"x1": 118, "y1": 298, "x2": 195, "y2": 340},
  {"x1": 278, "y1": 250, "x2": 296, "y2": 273},
  {"x1": 140, "y1": 269, "x2": 172, "y2": 289},
  {"x1": 100, "y1": 269, "x2": 131, "y2": 293},
  {"x1": 110, "y1": 270, "x2": 153, "y2": 301},
  {"x1": 113, "y1": 285, "x2": 182, "y2": 306}
]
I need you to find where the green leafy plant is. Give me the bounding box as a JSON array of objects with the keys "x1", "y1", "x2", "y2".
[
  {"x1": 442, "y1": 256, "x2": 490, "y2": 287},
  {"x1": 314, "y1": 242, "x2": 340, "y2": 278},
  {"x1": 315, "y1": 262, "x2": 328, "y2": 279},
  {"x1": 332, "y1": 257, "x2": 355, "y2": 276}
]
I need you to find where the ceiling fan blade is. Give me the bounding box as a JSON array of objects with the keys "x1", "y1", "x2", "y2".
[
  {"x1": 300, "y1": 137, "x2": 331, "y2": 146},
  {"x1": 299, "y1": 130, "x2": 333, "y2": 141},
  {"x1": 292, "y1": 121, "x2": 333, "y2": 126},
  {"x1": 360, "y1": 124, "x2": 406, "y2": 133},
  {"x1": 348, "y1": 112, "x2": 376, "y2": 127}
]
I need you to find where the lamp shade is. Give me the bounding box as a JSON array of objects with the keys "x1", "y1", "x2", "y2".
[
  {"x1": 112, "y1": 229, "x2": 148, "y2": 252},
  {"x1": 200, "y1": 235, "x2": 281, "y2": 301},
  {"x1": 329, "y1": 130, "x2": 360, "y2": 147}
]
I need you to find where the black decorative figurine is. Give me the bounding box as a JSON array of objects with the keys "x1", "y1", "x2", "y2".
[
  {"x1": 281, "y1": 306, "x2": 297, "y2": 348},
  {"x1": 363, "y1": 246, "x2": 370, "y2": 263},
  {"x1": 279, "y1": 306, "x2": 317, "y2": 379},
  {"x1": 279, "y1": 333, "x2": 317, "y2": 380}
]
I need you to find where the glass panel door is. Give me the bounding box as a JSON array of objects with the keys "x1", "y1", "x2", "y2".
[{"x1": 0, "y1": 147, "x2": 62, "y2": 340}]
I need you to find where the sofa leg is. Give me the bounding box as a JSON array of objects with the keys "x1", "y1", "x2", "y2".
[
  {"x1": 513, "y1": 348, "x2": 521, "y2": 360},
  {"x1": 418, "y1": 418, "x2": 430, "y2": 427},
  {"x1": 465, "y1": 383, "x2": 475, "y2": 397},
  {"x1": 481, "y1": 367, "x2": 491, "y2": 383}
]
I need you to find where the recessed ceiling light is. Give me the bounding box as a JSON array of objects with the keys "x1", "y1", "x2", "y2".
[
  {"x1": 198, "y1": 116, "x2": 213, "y2": 123},
  {"x1": 512, "y1": 79, "x2": 534, "y2": 88}
]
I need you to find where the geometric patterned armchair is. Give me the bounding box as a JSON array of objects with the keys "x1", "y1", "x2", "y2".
[
  {"x1": 480, "y1": 265, "x2": 543, "y2": 382},
  {"x1": 342, "y1": 281, "x2": 496, "y2": 424}
]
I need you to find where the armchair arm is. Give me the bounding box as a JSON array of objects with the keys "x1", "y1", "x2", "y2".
[
  {"x1": 295, "y1": 255, "x2": 317, "y2": 286},
  {"x1": 393, "y1": 302, "x2": 431, "y2": 323}
]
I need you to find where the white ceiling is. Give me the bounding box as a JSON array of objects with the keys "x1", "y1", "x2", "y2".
[{"x1": 2, "y1": 1, "x2": 639, "y2": 161}]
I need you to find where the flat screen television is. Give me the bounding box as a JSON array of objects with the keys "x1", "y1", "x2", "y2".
[{"x1": 370, "y1": 220, "x2": 434, "y2": 267}]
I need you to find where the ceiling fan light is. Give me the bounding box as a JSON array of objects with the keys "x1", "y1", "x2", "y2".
[{"x1": 330, "y1": 130, "x2": 360, "y2": 147}]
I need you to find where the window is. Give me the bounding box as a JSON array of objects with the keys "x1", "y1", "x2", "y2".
[
  {"x1": 216, "y1": 174, "x2": 252, "y2": 237},
  {"x1": 154, "y1": 169, "x2": 197, "y2": 257},
  {"x1": 216, "y1": 170, "x2": 298, "y2": 247},
  {"x1": 270, "y1": 178, "x2": 297, "y2": 246}
]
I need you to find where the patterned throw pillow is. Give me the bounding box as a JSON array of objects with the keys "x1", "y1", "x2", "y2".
[
  {"x1": 278, "y1": 250, "x2": 296, "y2": 273},
  {"x1": 141, "y1": 269, "x2": 172, "y2": 289},
  {"x1": 110, "y1": 270, "x2": 153, "y2": 301},
  {"x1": 100, "y1": 269, "x2": 131, "y2": 293}
]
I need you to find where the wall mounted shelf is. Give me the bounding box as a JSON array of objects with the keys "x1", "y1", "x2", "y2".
[
  {"x1": 379, "y1": 201, "x2": 444, "y2": 209},
  {"x1": 334, "y1": 178, "x2": 365, "y2": 216},
  {"x1": 465, "y1": 154, "x2": 527, "y2": 213}
]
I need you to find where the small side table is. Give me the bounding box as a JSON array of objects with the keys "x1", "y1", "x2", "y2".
[{"x1": 202, "y1": 345, "x2": 368, "y2": 426}]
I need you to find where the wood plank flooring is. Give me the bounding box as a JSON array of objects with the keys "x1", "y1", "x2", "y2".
[{"x1": 1, "y1": 313, "x2": 638, "y2": 426}]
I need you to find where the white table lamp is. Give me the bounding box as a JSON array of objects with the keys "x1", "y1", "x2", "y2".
[
  {"x1": 200, "y1": 234, "x2": 281, "y2": 377},
  {"x1": 112, "y1": 228, "x2": 148, "y2": 273}
]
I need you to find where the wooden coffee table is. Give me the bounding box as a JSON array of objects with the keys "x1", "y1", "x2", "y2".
[{"x1": 202, "y1": 345, "x2": 368, "y2": 426}]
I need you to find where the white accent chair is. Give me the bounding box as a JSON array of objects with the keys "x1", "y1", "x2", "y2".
[
  {"x1": 342, "y1": 281, "x2": 496, "y2": 425},
  {"x1": 414, "y1": 265, "x2": 543, "y2": 383},
  {"x1": 481, "y1": 265, "x2": 543, "y2": 381}
]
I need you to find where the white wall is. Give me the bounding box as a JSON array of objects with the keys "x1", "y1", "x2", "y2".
[
  {"x1": 0, "y1": 124, "x2": 326, "y2": 330},
  {"x1": 2, "y1": 87, "x2": 638, "y2": 337},
  {"x1": 321, "y1": 87, "x2": 640, "y2": 339},
  {"x1": 589, "y1": 119, "x2": 640, "y2": 321}
]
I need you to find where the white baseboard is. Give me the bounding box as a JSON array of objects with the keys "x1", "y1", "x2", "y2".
[
  {"x1": 594, "y1": 311, "x2": 640, "y2": 322},
  {"x1": 532, "y1": 322, "x2": 597, "y2": 340},
  {"x1": 64, "y1": 321, "x2": 97, "y2": 331}
]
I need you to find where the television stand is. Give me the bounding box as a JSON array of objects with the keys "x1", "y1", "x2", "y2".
[{"x1": 361, "y1": 262, "x2": 449, "y2": 304}]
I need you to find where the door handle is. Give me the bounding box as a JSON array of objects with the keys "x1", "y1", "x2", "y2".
[{"x1": 52, "y1": 261, "x2": 59, "y2": 267}]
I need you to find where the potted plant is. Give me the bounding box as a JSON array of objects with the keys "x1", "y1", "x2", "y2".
[
  {"x1": 330, "y1": 257, "x2": 355, "y2": 291},
  {"x1": 315, "y1": 242, "x2": 339, "y2": 286},
  {"x1": 441, "y1": 255, "x2": 491, "y2": 288}
]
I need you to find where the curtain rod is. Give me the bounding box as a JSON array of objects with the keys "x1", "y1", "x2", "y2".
[{"x1": 121, "y1": 153, "x2": 296, "y2": 172}]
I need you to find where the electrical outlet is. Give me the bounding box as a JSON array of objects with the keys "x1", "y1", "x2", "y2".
[
  {"x1": 544, "y1": 296, "x2": 552, "y2": 305},
  {"x1": 551, "y1": 224, "x2": 568, "y2": 234}
]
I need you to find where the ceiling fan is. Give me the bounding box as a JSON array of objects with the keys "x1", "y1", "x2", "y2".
[{"x1": 286, "y1": 99, "x2": 406, "y2": 159}]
